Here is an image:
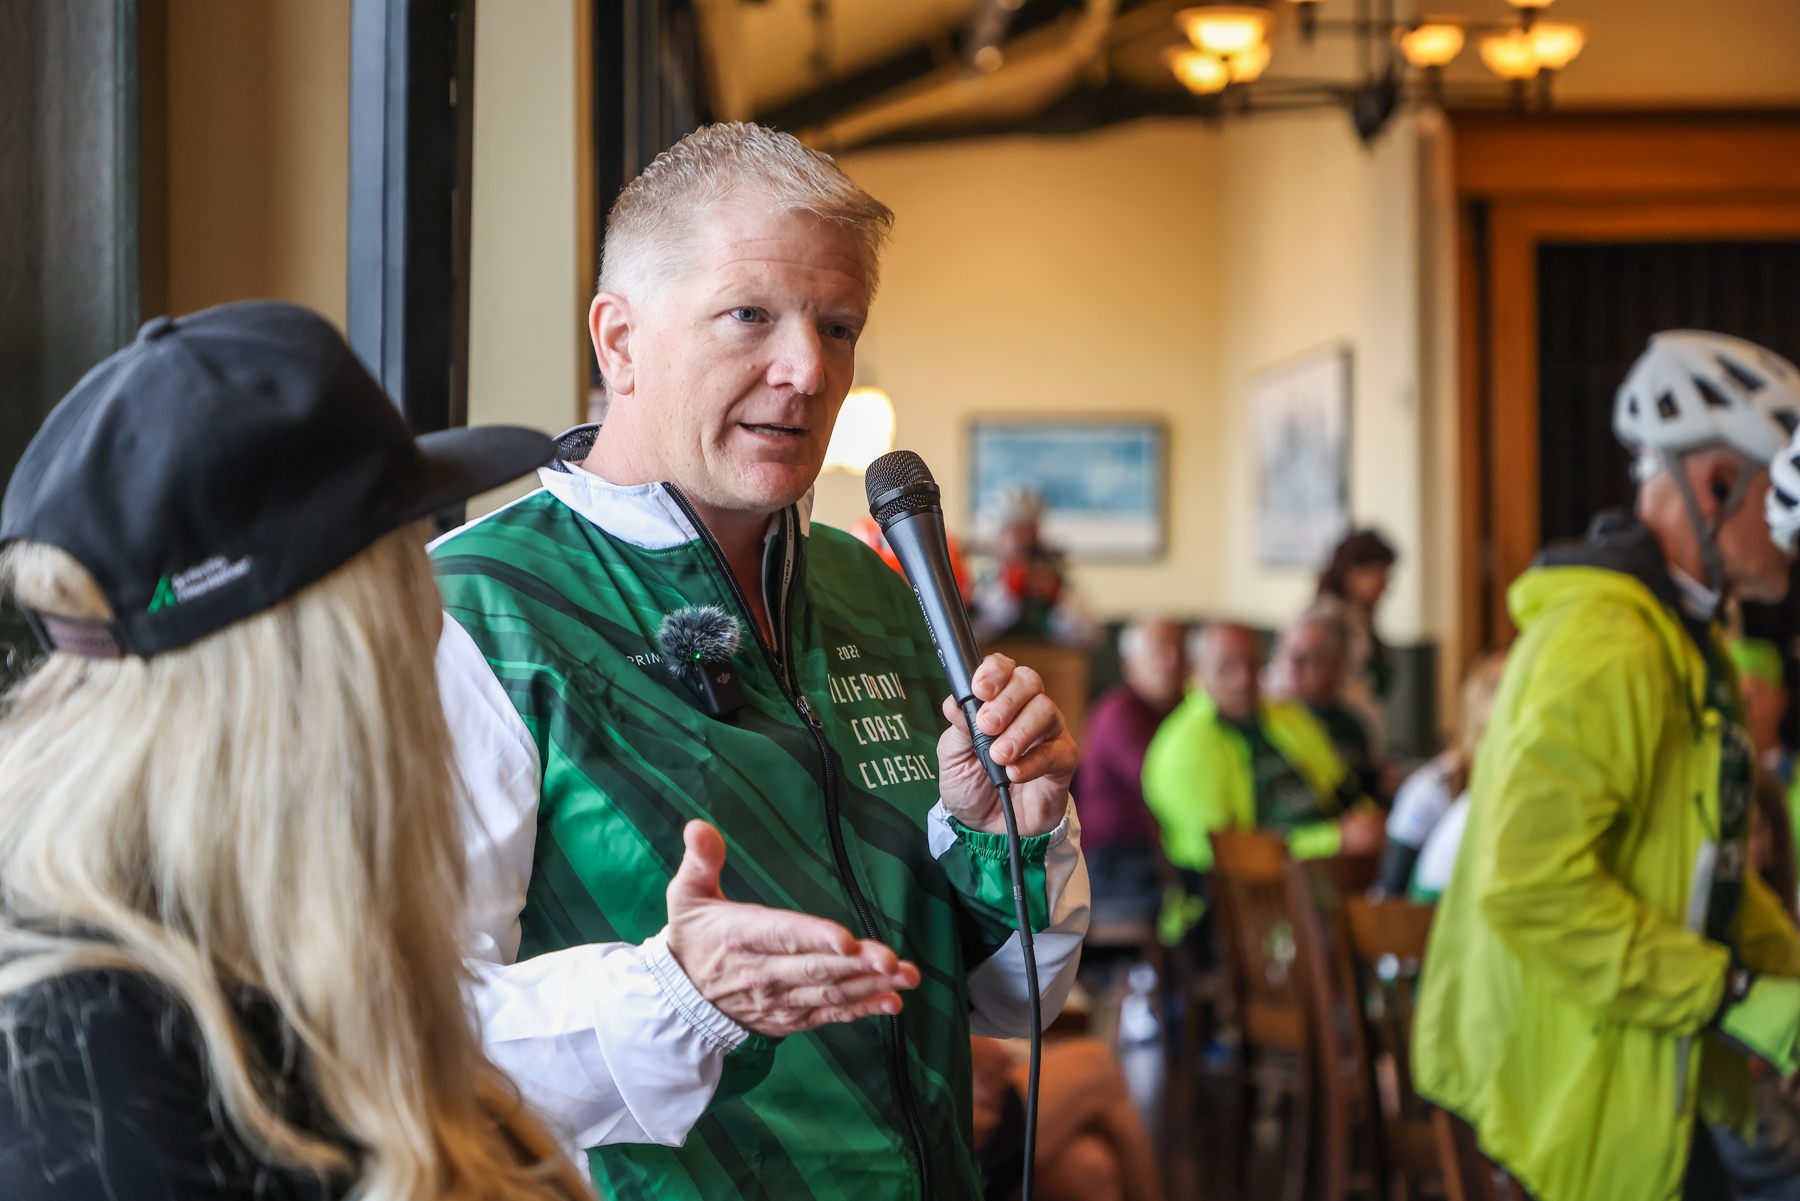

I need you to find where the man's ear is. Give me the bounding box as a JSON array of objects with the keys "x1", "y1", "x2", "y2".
[
  {"x1": 590, "y1": 292, "x2": 635, "y2": 398},
  {"x1": 1711, "y1": 468, "x2": 1733, "y2": 505}
]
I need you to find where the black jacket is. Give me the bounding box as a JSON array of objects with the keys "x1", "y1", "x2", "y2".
[{"x1": 0, "y1": 968, "x2": 352, "y2": 1201}]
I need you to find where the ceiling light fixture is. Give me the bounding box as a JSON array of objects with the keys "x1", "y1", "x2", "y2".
[
  {"x1": 1226, "y1": 41, "x2": 1272, "y2": 83},
  {"x1": 1398, "y1": 22, "x2": 1465, "y2": 69},
  {"x1": 1166, "y1": 0, "x2": 1590, "y2": 142},
  {"x1": 1175, "y1": 6, "x2": 1269, "y2": 57},
  {"x1": 1528, "y1": 21, "x2": 1586, "y2": 71},
  {"x1": 1478, "y1": 29, "x2": 1540, "y2": 80},
  {"x1": 1164, "y1": 46, "x2": 1231, "y2": 94}
]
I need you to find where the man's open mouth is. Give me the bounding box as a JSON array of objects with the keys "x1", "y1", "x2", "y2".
[{"x1": 740, "y1": 423, "x2": 805, "y2": 437}]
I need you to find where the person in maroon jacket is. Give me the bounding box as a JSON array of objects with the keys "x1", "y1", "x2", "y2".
[{"x1": 1075, "y1": 617, "x2": 1187, "y2": 925}]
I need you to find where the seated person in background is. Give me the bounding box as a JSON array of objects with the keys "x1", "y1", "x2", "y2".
[
  {"x1": 971, "y1": 487, "x2": 1094, "y2": 647},
  {"x1": 1735, "y1": 637, "x2": 1800, "y2": 870},
  {"x1": 1075, "y1": 616, "x2": 1188, "y2": 925},
  {"x1": 1142, "y1": 622, "x2": 1384, "y2": 878},
  {"x1": 1378, "y1": 650, "x2": 1508, "y2": 898},
  {"x1": 971, "y1": 1036, "x2": 1165, "y2": 1201},
  {"x1": 1716, "y1": 635, "x2": 1800, "y2": 1200},
  {"x1": 1270, "y1": 609, "x2": 1384, "y2": 803}
]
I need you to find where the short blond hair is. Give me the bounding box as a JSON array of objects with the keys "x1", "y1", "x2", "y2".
[{"x1": 599, "y1": 122, "x2": 895, "y2": 302}]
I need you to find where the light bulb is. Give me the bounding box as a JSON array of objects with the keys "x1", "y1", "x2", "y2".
[
  {"x1": 1479, "y1": 30, "x2": 1540, "y2": 80},
  {"x1": 1506, "y1": 0, "x2": 1552, "y2": 7},
  {"x1": 1399, "y1": 22, "x2": 1465, "y2": 68},
  {"x1": 1174, "y1": 6, "x2": 1269, "y2": 56},
  {"x1": 1528, "y1": 21, "x2": 1585, "y2": 70},
  {"x1": 1228, "y1": 41, "x2": 1271, "y2": 81},
  {"x1": 1165, "y1": 46, "x2": 1231, "y2": 94},
  {"x1": 823, "y1": 387, "x2": 896, "y2": 475}
]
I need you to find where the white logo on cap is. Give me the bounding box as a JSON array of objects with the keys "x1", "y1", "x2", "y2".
[{"x1": 171, "y1": 555, "x2": 253, "y2": 603}]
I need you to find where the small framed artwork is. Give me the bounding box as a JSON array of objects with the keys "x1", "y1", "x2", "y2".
[
  {"x1": 1251, "y1": 345, "x2": 1352, "y2": 568},
  {"x1": 968, "y1": 417, "x2": 1166, "y2": 561}
]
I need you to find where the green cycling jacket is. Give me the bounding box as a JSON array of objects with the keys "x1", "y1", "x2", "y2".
[
  {"x1": 1140, "y1": 689, "x2": 1351, "y2": 872},
  {"x1": 1413, "y1": 564, "x2": 1800, "y2": 1201},
  {"x1": 432, "y1": 457, "x2": 1087, "y2": 1201}
]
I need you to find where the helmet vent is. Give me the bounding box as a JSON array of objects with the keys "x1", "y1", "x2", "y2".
[
  {"x1": 1718, "y1": 355, "x2": 1765, "y2": 393},
  {"x1": 1657, "y1": 392, "x2": 1679, "y2": 420},
  {"x1": 1776, "y1": 485, "x2": 1799, "y2": 511},
  {"x1": 1627, "y1": 395, "x2": 1640, "y2": 417},
  {"x1": 1778, "y1": 410, "x2": 1799, "y2": 436},
  {"x1": 1694, "y1": 377, "x2": 1734, "y2": 409}
]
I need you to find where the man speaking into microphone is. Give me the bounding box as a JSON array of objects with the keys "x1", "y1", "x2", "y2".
[{"x1": 433, "y1": 123, "x2": 1089, "y2": 1199}]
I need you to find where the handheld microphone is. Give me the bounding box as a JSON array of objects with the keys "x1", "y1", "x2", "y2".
[{"x1": 866, "y1": 450, "x2": 1042, "y2": 1201}]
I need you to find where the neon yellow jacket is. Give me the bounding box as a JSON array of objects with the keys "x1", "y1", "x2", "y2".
[
  {"x1": 1413, "y1": 565, "x2": 1800, "y2": 1201},
  {"x1": 1141, "y1": 689, "x2": 1351, "y2": 872}
]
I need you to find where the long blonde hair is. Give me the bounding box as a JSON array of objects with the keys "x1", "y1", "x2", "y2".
[{"x1": 0, "y1": 526, "x2": 585, "y2": 1201}]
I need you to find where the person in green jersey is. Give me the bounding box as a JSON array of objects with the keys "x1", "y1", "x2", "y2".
[
  {"x1": 1272, "y1": 609, "x2": 1384, "y2": 803},
  {"x1": 1732, "y1": 636, "x2": 1800, "y2": 889},
  {"x1": 1142, "y1": 621, "x2": 1384, "y2": 877},
  {"x1": 434, "y1": 123, "x2": 1089, "y2": 1200},
  {"x1": 1413, "y1": 331, "x2": 1800, "y2": 1201}
]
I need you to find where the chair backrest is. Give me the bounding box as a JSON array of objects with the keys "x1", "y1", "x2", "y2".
[
  {"x1": 1343, "y1": 897, "x2": 1435, "y2": 1129},
  {"x1": 1210, "y1": 829, "x2": 1309, "y2": 1050},
  {"x1": 1288, "y1": 853, "x2": 1382, "y2": 1201},
  {"x1": 1432, "y1": 1108, "x2": 1525, "y2": 1201}
]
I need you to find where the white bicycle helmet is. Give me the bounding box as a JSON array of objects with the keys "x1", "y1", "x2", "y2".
[
  {"x1": 1768, "y1": 427, "x2": 1800, "y2": 553},
  {"x1": 1615, "y1": 332, "x2": 1800, "y2": 594},
  {"x1": 1614, "y1": 330, "x2": 1800, "y2": 467}
]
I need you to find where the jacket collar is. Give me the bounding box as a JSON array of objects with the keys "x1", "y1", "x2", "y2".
[
  {"x1": 1534, "y1": 510, "x2": 1717, "y2": 636},
  {"x1": 541, "y1": 424, "x2": 813, "y2": 551}
]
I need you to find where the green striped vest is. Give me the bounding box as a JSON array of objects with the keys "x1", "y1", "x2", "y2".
[{"x1": 434, "y1": 485, "x2": 1052, "y2": 1201}]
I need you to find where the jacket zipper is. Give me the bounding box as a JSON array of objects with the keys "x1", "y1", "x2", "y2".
[{"x1": 664, "y1": 485, "x2": 934, "y2": 1200}]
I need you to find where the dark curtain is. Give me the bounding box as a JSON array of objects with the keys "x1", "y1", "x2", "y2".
[{"x1": 1537, "y1": 239, "x2": 1800, "y2": 741}]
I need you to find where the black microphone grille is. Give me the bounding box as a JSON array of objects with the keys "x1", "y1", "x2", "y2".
[{"x1": 864, "y1": 451, "x2": 934, "y2": 507}]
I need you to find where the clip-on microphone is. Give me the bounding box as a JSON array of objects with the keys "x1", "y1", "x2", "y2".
[
  {"x1": 658, "y1": 605, "x2": 748, "y2": 717},
  {"x1": 866, "y1": 451, "x2": 1043, "y2": 1201}
]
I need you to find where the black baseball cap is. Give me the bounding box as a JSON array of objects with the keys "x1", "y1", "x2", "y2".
[{"x1": 0, "y1": 300, "x2": 554, "y2": 658}]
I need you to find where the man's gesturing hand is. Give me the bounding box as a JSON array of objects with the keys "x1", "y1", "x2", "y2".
[
  {"x1": 938, "y1": 653, "x2": 1079, "y2": 838},
  {"x1": 664, "y1": 821, "x2": 920, "y2": 1037}
]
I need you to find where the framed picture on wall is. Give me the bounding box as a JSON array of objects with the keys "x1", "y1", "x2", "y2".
[
  {"x1": 1251, "y1": 345, "x2": 1352, "y2": 568},
  {"x1": 968, "y1": 417, "x2": 1166, "y2": 562}
]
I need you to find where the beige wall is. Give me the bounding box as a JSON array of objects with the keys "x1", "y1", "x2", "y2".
[
  {"x1": 830, "y1": 113, "x2": 1434, "y2": 643},
  {"x1": 464, "y1": 0, "x2": 587, "y2": 516},
  {"x1": 165, "y1": 0, "x2": 350, "y2": 324},
  {"x1": 162, "y1": 0, "x2": 583, "y2": 517},
  {"x1": 827, "y1": 123, "x2": 1231, "y2": 620}
]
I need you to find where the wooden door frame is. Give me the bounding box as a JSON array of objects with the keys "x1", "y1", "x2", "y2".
[{"x1": 1452, "y1": 111, "x2": 1800, "y2": 655}]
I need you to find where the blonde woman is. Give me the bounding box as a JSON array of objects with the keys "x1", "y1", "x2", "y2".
[{"x1": 0, "y1": 302, "x2": 914, "y2": 1200}]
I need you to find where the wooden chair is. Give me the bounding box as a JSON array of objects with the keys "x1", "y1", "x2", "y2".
[
  {"x1": 1431, "y1": 1109, "x2": 1524, "y2": 1201},
  {"x1": 981, "y1": 637, "x2": 1091, "y2": 744},
  {"x1": 1289, "y1": 854, "x2": 1382, "y2": 1201},
  {"x1": 1343, "y1": 896, "x2": 1440, "y2": 1201},
  {"x1": 1342, "y1": 898, "x2": 1525, "y2": 1201},
  {"x1": 1209, "y1": 830, "x2": 1318, "y2": 1201}
]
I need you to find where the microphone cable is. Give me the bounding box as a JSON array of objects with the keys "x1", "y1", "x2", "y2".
[
  {"x1": 868, "y1": 451, "x2": 1046, "y2": 1201},
  {"x1": 993, "y1": 774, "x2": 1041, "y2": 1201},
  {"x1": 954, "y1": 707, "x2": 1042, "y2": 1201}
]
